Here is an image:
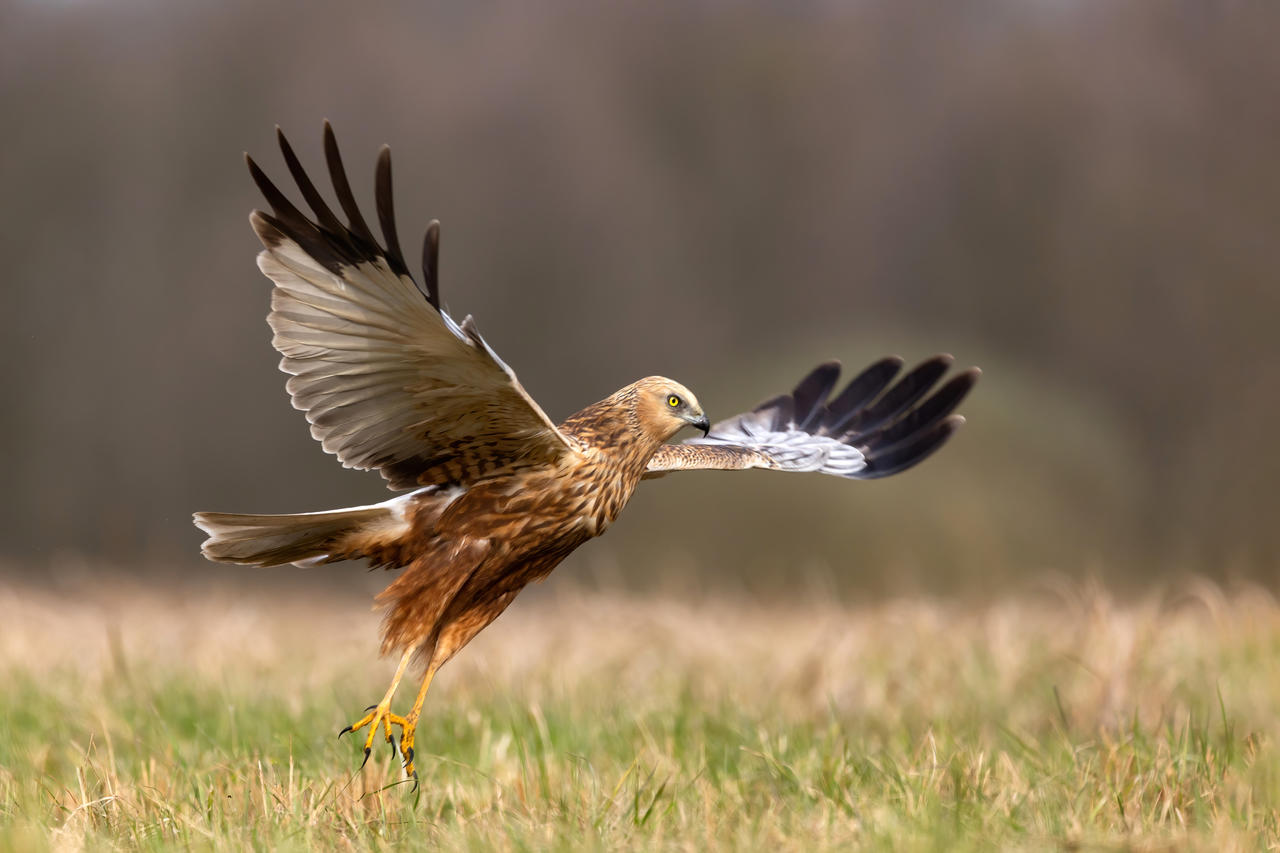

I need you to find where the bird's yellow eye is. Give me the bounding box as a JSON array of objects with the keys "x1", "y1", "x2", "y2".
[{"x1": 668, "y1": 395, "x2": 681, "y2": 407}]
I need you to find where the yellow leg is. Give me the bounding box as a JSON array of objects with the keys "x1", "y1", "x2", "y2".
[
  {"x1": 338, "y1": 645, "x2": 417, "y2": 768},
  {"x1": 398, "y1": 662, "x2": 440, "y2": 785}
]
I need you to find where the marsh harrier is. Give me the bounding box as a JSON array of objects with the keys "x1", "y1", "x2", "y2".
[{"x1": 194, "y1": 124, "x2": 979, "y2": 786}]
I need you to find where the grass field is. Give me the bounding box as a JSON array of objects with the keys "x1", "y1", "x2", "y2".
[{"x1": 2, "y1": 574, "x2": 1279, "y2": 851}]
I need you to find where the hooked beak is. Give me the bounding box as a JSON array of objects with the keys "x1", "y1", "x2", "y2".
[{"x1": 690, "y1": 414, "x2": 711, "y2": 436}]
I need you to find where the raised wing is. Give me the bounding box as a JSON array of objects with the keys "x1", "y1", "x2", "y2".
[
  {"x1": 645, "y1": 356, "x2": 978, "y2": 479},
  {"x1": 246, "y1": 123, "x2": 575, "y2": 489}
]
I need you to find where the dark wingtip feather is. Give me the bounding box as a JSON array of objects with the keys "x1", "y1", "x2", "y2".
[
  {"x1": 951, "y1": 366, "x2": 981, "y2": 396},
  {"x1": 276, "y1": 126, "x2": 346, "y2": 236},
  {"x1": 855, "y1": 370, "x2": 976, "y2": 459},
  {"x1": 842, "y1": 355, "x2": 953, "y2": 438},
  {"x1": 245, "y1": 153, "x2": 272, "y2": 196},
  {"x1": 858, "y1": 414, "x2": 964, "y2": 479},
  {"x1": 922, "y1": 353, "x2": 955, "y2": 370},
  {"x1": 322, "y1": 122, "x2": 378, "y2": 245},
  {"x1": 791, "y1": 361, "x2": 842, "y2": 430},
  {"x1": 246, "y1": 155, "x2": 350, "y2": 273},
  {"x1": 422, "y1": 220, "x2": 441, "y2": 308},
  {"x1": 909, "y1": 368, "x2": 979, "y2": 425},
  {"x1": 375, "y1": 145, "x2": 409, "y2": 277},
  {"x1": 245, "y1": 153, "x2": 310, "y2": 232},
  {"x1": 826, "y1": 356, "x2": 904, "y2": 430}
]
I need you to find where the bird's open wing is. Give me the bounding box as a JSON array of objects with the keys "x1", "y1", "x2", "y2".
[
  {"x1": 246, "y1": 123, "x2": 575, "y2": 490},
  {"x1": 645, "y1": 356, "x2": 978, "y2": 480}
]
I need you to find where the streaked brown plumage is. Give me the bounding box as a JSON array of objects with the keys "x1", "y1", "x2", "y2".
[
  {"x1": 193, "y1": 124, "x2": 979, "y2": 787},
  {"x1": 377, "y1": 376, "x2": 696, "y2": 663}
]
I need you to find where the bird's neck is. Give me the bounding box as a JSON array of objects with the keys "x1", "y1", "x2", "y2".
[{"x1": 560, "y1": 397, "x2": 668, "y2": 479}]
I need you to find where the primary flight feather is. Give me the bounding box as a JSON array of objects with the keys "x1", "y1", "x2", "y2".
[{"x1": 194, "y1": 123, "x2": 979, "y2": 787}]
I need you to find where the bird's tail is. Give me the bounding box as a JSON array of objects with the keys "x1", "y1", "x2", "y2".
[{"x1": 193, "y1": 500, "x2": 411, "y2": 568}]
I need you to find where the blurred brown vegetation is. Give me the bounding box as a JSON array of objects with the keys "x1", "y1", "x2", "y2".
[{"x1": 3, "y1": 0, "x2": 1278, "y2": 595}]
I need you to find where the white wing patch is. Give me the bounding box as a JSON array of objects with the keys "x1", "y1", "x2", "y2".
[{"x1": 684, "y1": 411, "x2": 867, "y2": 476}]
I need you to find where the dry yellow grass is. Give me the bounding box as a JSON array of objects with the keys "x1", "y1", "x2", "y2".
[{"x1": 1, "y1": 571, "x2": 1278, "y2": 850}]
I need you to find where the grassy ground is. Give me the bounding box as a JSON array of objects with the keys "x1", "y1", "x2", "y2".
[{"x1": 1, "y1": 574, "x2": 1279, "y2": 851}]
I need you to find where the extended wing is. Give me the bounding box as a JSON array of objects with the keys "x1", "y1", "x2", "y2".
[
  {"x1": 247, "y1": 123, "x2": 575, "y2": 489},
  {"x1": 645, "y1": 356, "x2": 978, "y2": 480}
]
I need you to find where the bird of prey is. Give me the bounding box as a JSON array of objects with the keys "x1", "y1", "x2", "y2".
[{"x1": 194, "y1": 123, "x2": 979, "y2": 787}]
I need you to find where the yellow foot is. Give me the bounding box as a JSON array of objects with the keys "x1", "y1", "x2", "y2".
[
  {"x1": 338, "y1": 704, "x2": 410, "y2": 768},
  {"x1": 400, "y1": 721, "x2": 421, "y2": 791}
]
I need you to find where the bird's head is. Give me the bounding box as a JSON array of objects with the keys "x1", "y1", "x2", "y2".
[{"x1": 630, "y1": 377, "x2": 710, "y2": 443}]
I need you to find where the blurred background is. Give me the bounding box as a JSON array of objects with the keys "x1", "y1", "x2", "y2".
[{"x1": 3, "y1": 0, "x2": 1277, "y2": 599}]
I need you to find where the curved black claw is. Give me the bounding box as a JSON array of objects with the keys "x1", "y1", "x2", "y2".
[
  {"x1": 359, "y1": 746, "x2": 372, "y2": 770},
  {"x1": 403, "y1": 745, "x2": 419, "y2": 792},
  {"x1": 337, "y1": 701, "x2": 376, "y2": 737}
]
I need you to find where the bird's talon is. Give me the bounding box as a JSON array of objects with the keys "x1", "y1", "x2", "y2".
[{"x1": 342, "y1": 703, "x2": 412, "y2": 774}]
